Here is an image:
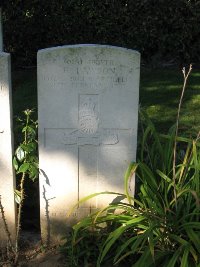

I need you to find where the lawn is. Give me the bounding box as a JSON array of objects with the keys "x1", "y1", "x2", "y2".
[
  {"x1": 12, "y1": 66, "x2": 200, "y2": 137},
  {"x1": 140, "y1": 67, "x2": 200, "y2": 136}
]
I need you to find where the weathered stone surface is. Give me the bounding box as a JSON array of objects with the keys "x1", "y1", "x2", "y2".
[
  {"x1": 0, "y1": 53, "x2": 16, "y2": 247},
  {"x1": 37, "y1": 45, "x2": 140, "y2": 243}
]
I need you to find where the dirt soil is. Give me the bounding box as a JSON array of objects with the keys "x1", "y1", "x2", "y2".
[{"x1": 0, "y1": 231, "x2": 67, "y2": 267}]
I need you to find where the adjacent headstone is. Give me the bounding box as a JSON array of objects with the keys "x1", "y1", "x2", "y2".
[
  {"x1": 0, "y1": 52, "x2": 16, "y2": 247},
  {"x1": 38, "y1": 45, "x2": 140, "y2": 243}
]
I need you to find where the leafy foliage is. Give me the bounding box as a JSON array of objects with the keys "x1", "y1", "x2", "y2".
[
  {"x1": 13, "y1": 109, "x2": 38, "y2": 183},
  {"x1": 2, "y1": 0, "x2": 200, "y2": 66},
  {"x1": 13, "y1": 109, "x2": 38, "y2": 261},
  {"x1": 63, "y1": 110, "x2": 200, "y2": 266}
]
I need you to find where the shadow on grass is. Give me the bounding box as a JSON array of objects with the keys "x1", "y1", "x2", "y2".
[{"x1": 140, "y1": 67, "x2": 200, "y2": 136}]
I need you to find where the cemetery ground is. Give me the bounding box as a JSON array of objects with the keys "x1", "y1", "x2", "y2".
[
  {"x1": 1, "y1": 65, "x2": 200, "y2": 266},
  {"x1": 12, "y1": 66, "x2": 200, "y2": 136}
]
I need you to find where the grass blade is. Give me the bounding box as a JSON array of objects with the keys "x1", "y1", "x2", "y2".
[{"x1": 124, "y1": 162, "x2": 138, "y2": 205}]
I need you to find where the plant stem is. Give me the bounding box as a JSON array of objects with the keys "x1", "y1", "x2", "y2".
[
  {"x1": 172, "y1": 64, "x2": 192, "y2": 208},
  {"x1": 0, "y1": 195, "x2": 15, "y2": 254},
  {"x1": 14, "y1": 172, "x2": 25, "y2": 261},
  {"x1": 14, "y1": 112, "x2": 30, "y2": 264}
]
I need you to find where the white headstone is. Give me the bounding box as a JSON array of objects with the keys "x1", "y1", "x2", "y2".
[
  {"x1": 38, "y1": 45, "x2": 140, "y2": 243},
  {"x1": 0, "y1": 53, "x2": 16, "y2": 247}
]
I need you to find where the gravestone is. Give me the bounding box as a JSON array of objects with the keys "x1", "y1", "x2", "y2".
[
  {"x1": 0, "y1": 52, "x2": 16, "y2": 247},
  {"x1": 38, "y1": 45, "x2": 140, "y2": 243}
]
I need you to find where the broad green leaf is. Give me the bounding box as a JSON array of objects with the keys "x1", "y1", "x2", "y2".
[
  {"x1": 28, "y1": 163, "x2": 39, "y2": 180},
  {"x1": 21, "y1": 142, "x2": 37, "y2": 152},
  {"x1": 180, "y1": 246, "x2": 189, "y2": 267},
  {"x1": 28, "y1": 155, "x2": 39, "y2": 163},
  {"x1": 156, "y1": 169, "x2": 172, "y2": 183},
  {"x1": 13, "y1": 156, "x2": 18, "y2": 171},
  {"x1": 93, "y1": 204, "x2": 131, "y2": 224},
  {"x1": 18, "y1": 162, "x2": 30, "y2": 173},
  {"x1": 22, "y1": 125, "x2": 36, "y2": 135},
  {"x1": 16, "y1": 146, "x2": 25, "y2": 161},
  {"x1": 97, "y1": 216, "x2": 146, "y2": 266},
  {"x1": 67, "y1": 191, "x2": 125, "y2": 217}
]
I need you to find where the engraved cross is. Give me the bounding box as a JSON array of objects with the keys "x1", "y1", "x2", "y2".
[{"x1": 62, "y1": 128, "x2": 119, "y2": 146}]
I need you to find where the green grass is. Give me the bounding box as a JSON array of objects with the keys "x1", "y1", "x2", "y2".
[
  {"x1": 140, "y1": 67, "x2": 200, "y2": 136},
  {"x1": 11, "y1": 67, "x2": 200, "y2": 136}
]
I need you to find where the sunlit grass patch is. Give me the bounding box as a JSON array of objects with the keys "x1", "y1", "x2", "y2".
[{"x1": 140, "y1": 68, "x2": 200, "y2": 136}]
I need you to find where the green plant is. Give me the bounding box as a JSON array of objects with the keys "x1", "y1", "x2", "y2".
[
  {"x1": 60, "y1": 229, "x2": 107, "y2": 267},
  {"x1": 13, "y1": 109, "x2": 38, "y2": 263},
  {"x1": 65, "y1": 66, "x2": 200, "y2": 266},
  {"x1": 0, "y1": 109, "x2": 38, "y2": 264},
  {"x1": 2, "y1": 0, "x2": 200, "y2": 66}
]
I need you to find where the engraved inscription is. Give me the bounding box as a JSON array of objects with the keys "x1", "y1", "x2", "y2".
[
  {"x1": 79, "y1": 95, "x2": 99, "y2": 134},
  {"x1": 50, "y1": 211, "x2": 78, "y2": 218},
  {"x1": 87, "y1": 59, "x2": 114, "y2": 66},
  {"x1": 40, "y1": 53, "x2": 133, "y2": 92},
  {"x1": 64, "y1": 57, "x2": 82, "y2": 65}
]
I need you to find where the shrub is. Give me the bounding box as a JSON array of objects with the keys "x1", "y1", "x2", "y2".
[{"x1": 2, "y1": 1, "x2": 200, "y2": 66}]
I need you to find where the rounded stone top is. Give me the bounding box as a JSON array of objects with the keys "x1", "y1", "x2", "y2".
[{"x1": 38, "y1": 44, "x2": 140, "y2": 56}]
